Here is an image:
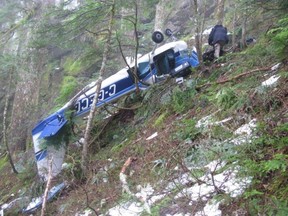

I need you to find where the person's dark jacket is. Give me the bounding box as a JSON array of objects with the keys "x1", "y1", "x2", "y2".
[{"x1": 208, "y1": 25, "x2": 229, "y2": 46}]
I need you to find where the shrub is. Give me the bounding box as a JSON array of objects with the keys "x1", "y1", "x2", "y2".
[
  {"x1": 171, "y1": 86, "x2": 197, "y2": 113},
  {"x1": 215, "y1": 87, "x2": 238, "y2": 109},
  {"x1": 268, "y1": 16, "x2": 288, "y2": 60},
  {"x1": 55, "y1": 76, "x2": 77, "y2": 106}
]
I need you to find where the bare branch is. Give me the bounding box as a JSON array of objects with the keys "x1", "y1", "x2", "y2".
[{"x1": 41, "y1": 157, "x2": 53, "y2": 216}]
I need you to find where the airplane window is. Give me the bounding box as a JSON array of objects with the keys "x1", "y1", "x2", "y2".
[
  {"x1": 137, "y1": 61, "x2": 150, "y2": 79},
  {"x1": 154, "y1": 49, "x2": 175, "y2": 76},
  {"x1": 179, "y1": 50, "x2": 189, "y2": 56}
]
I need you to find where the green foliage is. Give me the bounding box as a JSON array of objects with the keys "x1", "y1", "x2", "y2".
[
  {"x1": 261, "y1": 154, "x2": 288, "y2": 173},
  {"x1": 215, "y1": 87, "x2": 238, "y2": 109},
  {"x1": 210, "y1": 125, "x2": 233, "y2": 141},
  {"x1": 270, "y1": 198, "x2": 288, "y2": 216},
  {"x1": 62, "y1": 152, "x2": 83, "y2": 181},
  {"x1": 243, "y1": 189, "x2": 264, "y2": 199},
  {"x1": 41, "y1": 123, "x2": 71, "y2": 150},
  {"x1": 63, "y1": 58, "x2": 84, "y2": 76},
  {"x1": 55, "y1": 76, "x2": 77, "y2": 105},
  {"x1": 111, "y1": 142, "x2": 125, "y2": 153},
  {"x1": 244, "y1": 38, "x2": 267, "y2": 56},
  {"x1": 153, "y1": 111, "x2": 168, "y2": 128},
  {"x1": 232, "y1": 120, "x2": 288, "y2": 213},
  {"x1": 0, "y1": 155, "x2": 8, "y2": 171},
  {"x1": 231, "y1": 34, "x2": 278, "y2": 69},
  {"x1": 171, "y1": 86, "x2": 197, "y2": 113},
  {"x1": 268, "y1": 16, "x2": 288, "y2": 60},
  {"x1": 213, "y1": 84, "x2": 250, "y2": 112},
  {"x1": 173, "y1": 118, "x2": 200, "y2": 141}
]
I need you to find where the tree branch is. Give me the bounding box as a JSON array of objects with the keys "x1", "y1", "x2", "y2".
[{"x1": 196, "y1": 66, "x2": 272, "y2": 90}]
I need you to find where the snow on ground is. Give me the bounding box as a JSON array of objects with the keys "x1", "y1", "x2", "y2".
[
  {"x1": 75, "y1": 209, "x2": 93, "y2": 216},
  {"x1": 105, "y1": 160, "x2": 251, "y2": 216},
  {"x1": 261, "y1": 75, "x2": 280, "y2": 87},
  {"x1": 175, "y1": 161, "x2": 251, "y2": 216},
  {"x1": 146, "y1": 132, "x2": 158, "y2": 140},
  {"x1": 102, "y1": 117, "x2": 255, "y2": 216}
]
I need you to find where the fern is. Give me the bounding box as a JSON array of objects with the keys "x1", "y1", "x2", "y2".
[
  {"x1": 268, "y1": 16, "x2": 288, "y2": 59},
  {"x1": 261, "y1": 154, "x2": 288, "y2": 173},
  {"x1": 215, "y1": 87, "x2": 237, "y2": 109},
  {"x1": 171, "y1": 86, "x2": 197, "y2": 113}
]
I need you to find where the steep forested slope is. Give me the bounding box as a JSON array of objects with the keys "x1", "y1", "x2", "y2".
[{"x1": 0, "y1": 0, "x2": 288, "y2": 215}]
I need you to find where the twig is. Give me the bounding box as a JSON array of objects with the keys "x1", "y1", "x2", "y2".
[
  {"x1": 210, "y1": 161, "x2": 225, "y2": 194},
  {"x1": 81, "y1": 185, "x2": 99, "y2": 216}
]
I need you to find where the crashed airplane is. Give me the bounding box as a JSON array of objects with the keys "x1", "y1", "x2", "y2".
[{"x1": 32, "y1": 29, "x2": 199, "y2": 181}]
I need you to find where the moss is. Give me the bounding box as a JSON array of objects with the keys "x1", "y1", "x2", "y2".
[
  {"x1": 54, "y1": 75, "x2": 78, "y2": 107},
  {"x1": 63, "y1": 57, "x2": 83, "y2": 76}
]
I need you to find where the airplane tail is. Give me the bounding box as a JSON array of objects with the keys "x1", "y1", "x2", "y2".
[{"x1": 32, "y1": 109, "x2": 68, "y2": 181}]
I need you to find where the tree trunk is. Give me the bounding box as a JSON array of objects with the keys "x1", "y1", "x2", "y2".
[
  {"x1": 81, "y1": 0, "x2": 115, "y2": 177},
  {"x1": 154, "y1": 0, "x2": 166, "y2": 31},
  {"x1": 8, "y1": 1, "x2": 45, "y2": 152},
  {"x1": 133, "y1": 0, "x2": 140, "y2": 93},
  {"x1": 215, "y1": 0, "x2": 225, "y2": 25},
  {"x1": 232, "y1": 6, "x2": 237, "y2": 51},
  {"x1": 3, "y1": 73, "x2": 18, "y2": 174},
  {"x1": 241, "y1": 14, "x2": 247, "y2": 49},
  {"x1": 191, "y1": 0, "x2": 206, "y2": 64}
]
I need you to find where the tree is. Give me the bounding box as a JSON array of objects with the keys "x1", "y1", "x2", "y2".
[
  {"x1": 115, "y1": 0, "x2": 141, "y2": 92},
  {"x1": 215, "y1": 0, "x2": 226, "y2": 25},
  {"x1": 2, "y1": 72, "x2": 18, "y2": 174},
  {"x1": 191, "y1": 0, "x2": 207, "y2": 63},
  {"x1": 0, "y1": 0, "x2": 48, "y2": 152},
  {"x1": 81, "y1": 0, "x2": 115, "y2": 177},
  {"x1": 154, "y1": 0, "x2": 166, "y2": 31}
]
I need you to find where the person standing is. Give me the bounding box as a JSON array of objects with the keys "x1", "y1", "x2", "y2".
[{"x1": 208, "y1": 25, "x2": 229, "y2": 59}]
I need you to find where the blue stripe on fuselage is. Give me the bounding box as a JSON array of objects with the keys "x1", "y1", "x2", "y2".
[
  {"x1": 74, "y1": 71, "x2": 152, "y2": 117},
  {"x1": 35, "y1": 149, "x2": 47, "y2": 161}
]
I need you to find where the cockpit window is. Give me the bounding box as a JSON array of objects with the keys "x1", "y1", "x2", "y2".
[
  {"x1": 137, "y1": 61, "x2": 151, "y2": 79},
  {"x1": 179, "y1": 49, "x2": 189, "y2": 56},
  {"x1": 153, "y1": 49, "x2": 175, "y2": 76},
  {"x1": 127, "y1": 60, "x2": 150, "y2": 80}
]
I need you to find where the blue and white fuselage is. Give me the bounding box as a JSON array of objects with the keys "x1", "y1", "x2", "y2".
[{"x1": 32, "y1": 40, "x2": 199, "y2": 181}]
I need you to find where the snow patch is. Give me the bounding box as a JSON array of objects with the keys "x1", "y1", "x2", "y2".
[
  {"x1": 75, "y1": 209, "x2": 93, "y2": 216},
  {"x1": 196, "y1": 113, "x2": 232, "y2": 129},
  {"x1": 195, "y1": 200, "x2": 221, "y2": 216},
  {"x1": 234, "y1": 119, "x2": 257, "y2": 136},
  {"x1": 261, "y1": 75, "x2": 280, "y2": 87},
  {"x1": 271, "y1": 63, "x2": 281, "y2": 71},
  {"x1": 146, "y1": 132, "x2": 158, "y2": 140}
]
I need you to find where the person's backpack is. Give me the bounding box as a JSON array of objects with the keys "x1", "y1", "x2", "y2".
[{"x1": 202, "y1": 49, "x2": 225, "y2": 62}]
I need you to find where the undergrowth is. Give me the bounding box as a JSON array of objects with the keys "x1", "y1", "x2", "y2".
[{"x1": 232, "y1": 121, "x2": 288, "y2": 215}]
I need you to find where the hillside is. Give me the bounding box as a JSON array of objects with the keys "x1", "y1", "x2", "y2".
[
  {"x1": 2, "y1": 37, "x2": 288, "y2": 216},
  {"x1": 1, "y1": 0, "x2": 288, "y2": 216}
]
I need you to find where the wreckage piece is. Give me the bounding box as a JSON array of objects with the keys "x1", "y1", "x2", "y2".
[
  {"x1": 22, "y1": 182, "x2": 66, "y2": 214},
  {"x1": 32, "y1": 29, "x2": 199, "y2": 181}
]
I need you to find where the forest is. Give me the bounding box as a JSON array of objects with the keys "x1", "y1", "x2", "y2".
[{"x1": 0, "y1": 0, "x2": 288, "y2": 215}]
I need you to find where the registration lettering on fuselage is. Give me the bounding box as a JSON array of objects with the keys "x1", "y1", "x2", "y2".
[{"x1": 75, "y1": 84, "x2": 116, "y2": 115}]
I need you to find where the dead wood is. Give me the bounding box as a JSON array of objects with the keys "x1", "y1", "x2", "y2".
[{"x1": 196, "y1": 66, "x2": 272, "y2": 90}]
